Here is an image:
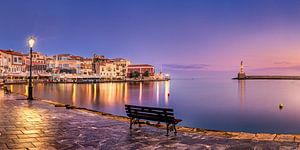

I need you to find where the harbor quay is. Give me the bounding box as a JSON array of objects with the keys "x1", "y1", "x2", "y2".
[
  {"x1": 0, "y1": 76, "x2": 170, "y2": 85},
  {"x1": 1, "y1": 93, "x2": 300, "y2": 149}
]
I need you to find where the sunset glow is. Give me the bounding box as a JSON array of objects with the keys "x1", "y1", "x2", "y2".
[{"x1": 1, "y1": 1, "x2": 300, "y2": 76}]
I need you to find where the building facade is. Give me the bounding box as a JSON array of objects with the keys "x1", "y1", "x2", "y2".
[
  {"x1": 97, "y1": 61, "x2": 117, "y2": 79},
  {"x1": 48, "y1": 54, "x2": 82, "y2": 74},
  {"x1": 113, "y1": 58, "x2": 131, "y2": 79},
  {"x1": 127, "y1": 64, "x2": 155, "y2": 78},
  {"x1": 0, "y1": 50, "x2": 23, "y2": 74},
  {"x1": 24, "y1": 51, "x2": 47, "y2": 74},
  {"x1": 80, "y1": 58, "x2": 93, "y2": 75},
  {"x1": 0, "y1": 50, "x2": 158, "y2": 80}
]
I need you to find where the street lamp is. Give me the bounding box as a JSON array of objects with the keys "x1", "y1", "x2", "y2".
[{"x1": 27, "y1": 36, "x2": 35, "y2": 100}]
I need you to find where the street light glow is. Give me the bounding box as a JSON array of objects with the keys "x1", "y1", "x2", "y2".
[{"x1": 28, "y1": 36, "x2": 35, "y2": 48}]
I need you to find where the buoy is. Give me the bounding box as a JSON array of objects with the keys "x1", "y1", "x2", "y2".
[{"x1": 279, "y1": 104, "x2": 284, "y2": 110}]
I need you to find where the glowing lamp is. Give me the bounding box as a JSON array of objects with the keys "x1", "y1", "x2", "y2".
[{"x1": 28, "y1": 37, "x2": 35, "y2": 48}]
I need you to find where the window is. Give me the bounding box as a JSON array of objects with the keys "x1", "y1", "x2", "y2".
[{"x1": 63, "y1": 64, "x2": 69, "y2": 67}]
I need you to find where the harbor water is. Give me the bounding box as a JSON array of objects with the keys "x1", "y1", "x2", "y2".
[{"x1": 9, "y1": 73, "x2": 300, "y2": 134}]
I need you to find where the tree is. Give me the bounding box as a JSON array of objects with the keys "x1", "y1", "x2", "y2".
[
  {"x1": 143, "y1": 71, "x2": 150, "y2": 77},
  {"x1": 46, "y1": 68, "x2": 52, "y2": 73},
  {"x1": 131, "y1": 71, "x2": 140, "y2": 78}
]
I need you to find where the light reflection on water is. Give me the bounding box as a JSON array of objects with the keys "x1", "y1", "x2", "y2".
[
  {"x1": 10, "y1": 79, "x2": 300, "y2": 134},
  {"x1": 12, "y1": 81, "x2": 171, "y2": 116}
]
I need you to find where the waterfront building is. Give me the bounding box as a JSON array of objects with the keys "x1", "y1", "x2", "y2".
[
  {"x1": 93, "y1": 55, "x2": 131, "y2": 79},
  {"x1": 23, "y1": 51, "x2": 47, "y2": 74},
  {"x1": 92, "y1": 54, "x2": 110, "y2": 73},
  {"x1": 48, "y1": 54, "x2": 82, "y2": 74},
  {"x1": 112, "y1": 58, "x2": 131, "y2": 79},
  {"x1": 0, "y1": 49, "x2": 23, "y2": 75},
  {"x1": 127, "y1": 64, "x2": 155, "y2": 78},
  {"x1": 81, "y1": 58, "x2": 93, "y2": 75},
  {"x1": 97, "y1": 61, "x2": 117, "y2": 79},
  {"x1": 0, "y1": 49, "x2": 159, "y2": 81}
]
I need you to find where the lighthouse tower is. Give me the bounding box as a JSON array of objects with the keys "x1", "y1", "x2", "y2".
[{"x1": 237, "y1": 61, "x2": 246, "y2": 79}]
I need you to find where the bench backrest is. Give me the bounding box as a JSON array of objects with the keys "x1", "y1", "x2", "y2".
[{"x1": 125, "y1": 104, "x2": 175, "y2": 123}]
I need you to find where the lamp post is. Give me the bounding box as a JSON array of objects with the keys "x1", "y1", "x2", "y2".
[{"x1": 27, "y1": 37, "x2": 35, "y2": 100}]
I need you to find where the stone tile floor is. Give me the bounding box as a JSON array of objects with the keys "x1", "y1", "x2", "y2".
[{"x1": 0, "y1": 92, "x2": 300, "y2": 149}]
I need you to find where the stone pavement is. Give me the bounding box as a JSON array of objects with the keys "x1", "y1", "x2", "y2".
[{"x1": 1, "y1": 93, "x2": 300, "y2": 150}]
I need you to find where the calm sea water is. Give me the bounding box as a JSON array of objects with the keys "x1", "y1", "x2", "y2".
[{"x1": 9, "y1": 75, "x2": 300, "y2": 134}]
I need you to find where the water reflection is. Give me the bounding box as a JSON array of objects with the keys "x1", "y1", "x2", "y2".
[
  {"x1": 93, "y1": 83, "x2": 97, "y2": 102},
  {"x1": 10, "y1": 81, "x2": 170, "y2": 118},
  {"x1": 165, "y1": 80, "x2": 170, "y2": 105},
  {"x1": 156, "y1": 82, "x2": 160, "y2": 104},
  {"x1": 25, "y1": 85, "x2": 28, "y2": 96},
  {"x1": 238, "y1": 80, "x2": 245, "y2": 107},
  {"x1": 139, "y1": 82, "x2": 142, "y2": 103},
  {"x1": 72, "y1": 84, "x2": 76, "y2": 103}
]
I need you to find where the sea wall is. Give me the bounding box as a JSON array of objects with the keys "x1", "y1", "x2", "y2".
[{"x1": 233, "y1": 76, "x2": 300, "y2": 80}]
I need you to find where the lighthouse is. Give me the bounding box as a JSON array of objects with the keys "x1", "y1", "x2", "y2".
[{"x1": 237, "y1": 61, "x2": 246, "y2": 79}]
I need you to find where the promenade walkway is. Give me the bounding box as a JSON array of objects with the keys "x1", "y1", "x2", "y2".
[{"x1": 0, "y1": 92, "x2": 300, "y2": 149}]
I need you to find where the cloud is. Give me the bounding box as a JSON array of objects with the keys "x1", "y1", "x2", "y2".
[
  {"x1": 273, "y1": 61, "x2": 292, "y2": 65},
  {"x1": 162, "y1": 64, "x2": 209, "y2": 70},
  {"x1": 254, "y1": 65, "x2": 300, "y2": 71}
]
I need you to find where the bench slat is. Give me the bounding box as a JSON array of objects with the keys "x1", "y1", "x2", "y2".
[
  {"x1": 128, "y1": 114, "x2": 176, "y2": 123},
  {"x1": 127, "y1": 112, "x2": 175, "y2": 119},
  {"x1": 125, "y1": 109, "x2": 174, "y2": 115},
  {"x1": 125, "y1": 104, "x2": 173, "y2": 111}
]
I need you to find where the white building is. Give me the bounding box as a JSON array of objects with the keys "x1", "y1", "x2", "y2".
[
  {"x1": 47, "y1": 54, "x2": 82, "y2": 74},
  {"x1": 113, "y1": 58, "x2": 131, "y2": 79},
  {"x1": 98, "y1": 61, "x2": 117, "y2": 79},
  {"x1": 0, "y1": 49, "x2": 23, "y2": 74}
]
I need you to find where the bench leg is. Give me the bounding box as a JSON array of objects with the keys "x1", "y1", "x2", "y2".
[
  {"x1": 173, "y1": 124, "x2": 177, "y2": 136},
  {"x1": 166, "y1": 124, "x2": 169, "y2": 136},
  {"x1": 130, "y1": 118, "x2": 133, "y2": 129}
]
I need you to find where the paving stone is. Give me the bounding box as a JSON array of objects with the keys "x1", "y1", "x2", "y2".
[
  {"x1": 13, "y1": 138, "x2": 38, "y2": 143},
  {"x1": 4, "y1": 130, "x2": 23, "y2": 135},
  {"x1": 231, "y1": 132, "x2": 256, "y2": 140},
  {"x1": 274, "y1": 134, "x2": 295, "y2": 142},
  {"x1": 6, "y1": 142, "x2": 36, "y2": 149},
  {"x1": 255, "y1": 133, "x2": 277, "y2": 141},
  {"x1": 294, "y1": 135, "x2": 300, "y2": 143},
  {"x1": 22, "y1": 130, "x2": 41, "y2": 134},
  {"x1": 279, "y1": 146, "x2": 295, "y2": 150},
  {"x1": 17, "y1": 134, "x2": 40, "y2": 138},
  {"x1": 0, "y1": 143, "x2": 8, "y2": 149}
]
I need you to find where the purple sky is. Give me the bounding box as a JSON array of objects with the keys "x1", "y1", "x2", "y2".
[{"x1": 1, "y1": 0, "x2": 300, "y2": 75}]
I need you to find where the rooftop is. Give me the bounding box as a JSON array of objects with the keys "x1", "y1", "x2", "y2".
[
  {"x1": 0, "y1": 49, "x2": 23, "y2": 56},
  {"x1": 128, "y1": 64, "x2": 154, "y2": 67}
]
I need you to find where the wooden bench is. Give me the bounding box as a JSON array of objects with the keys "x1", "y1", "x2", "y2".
[{"x1": 125, "y1": 104, "x2": 182, "y2": 136}]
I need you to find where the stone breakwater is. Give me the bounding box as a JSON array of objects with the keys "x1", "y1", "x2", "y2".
[
  {"x1": 233, "y1": 75, "x2": 300, "y2": 80},
  {"x1": 1, "y1": 93, "x2": 300, "y2": 149}
]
